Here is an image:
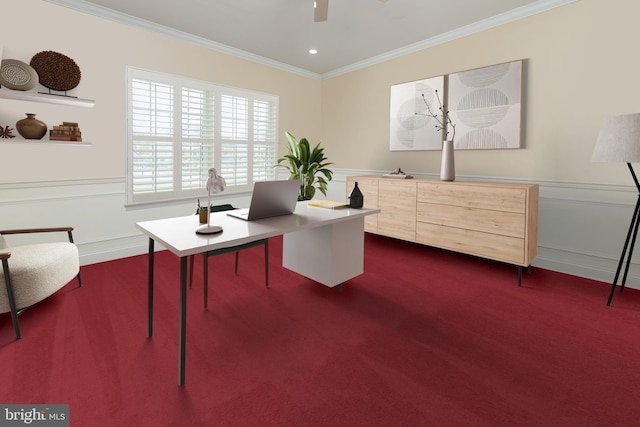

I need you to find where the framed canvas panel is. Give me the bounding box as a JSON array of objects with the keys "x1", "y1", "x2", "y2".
[
  {"x1": 448, "y1": 60, "x2": 523, "y2": 150},
  {"x1": 389, "y1": 75, "x2": 444, "y2": 151}
]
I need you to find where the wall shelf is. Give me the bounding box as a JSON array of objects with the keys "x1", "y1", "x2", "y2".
[
  {"x1": 0, "y1": 88, "x2": 95, "y2": 108},
  {"x1": 0, "y1": 139, "x2": 91, "y2": 146}
]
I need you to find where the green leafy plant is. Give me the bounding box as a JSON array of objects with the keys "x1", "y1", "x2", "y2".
[{"x1": 275, "y1": 131, "x2": 333, "y2": 201}]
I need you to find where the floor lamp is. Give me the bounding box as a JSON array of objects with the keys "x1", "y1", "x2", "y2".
[{"x1": 592, "y1": 113, "x2": 640, "y2": 306}]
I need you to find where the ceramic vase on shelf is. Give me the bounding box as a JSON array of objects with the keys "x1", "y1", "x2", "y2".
[
  {"x1": 440, "y1": 139, "x2": 455, "y2": 181},
  {"x1": 348, "y1": 181, "x2": 364, "y2": 208},
  {"x1": 16, "y1": 113, "x2": 47, "y2": 139}
]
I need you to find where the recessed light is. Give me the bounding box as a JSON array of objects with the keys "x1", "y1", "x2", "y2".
[{"x1": 309, "y1": 49, "x2": 318, "y2": 55}]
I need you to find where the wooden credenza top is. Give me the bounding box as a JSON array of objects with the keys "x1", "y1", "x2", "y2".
[{"x1": 350, "y1": 175, "x2": 537, "y2": 189}]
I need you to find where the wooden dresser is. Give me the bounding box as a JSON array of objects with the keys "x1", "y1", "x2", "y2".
[{"x1": 346, "y1": 176, "x2": 539, "y2": 285}]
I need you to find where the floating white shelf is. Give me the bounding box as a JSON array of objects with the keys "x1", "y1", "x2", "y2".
[
  {"x1": 0, "y1": 88, "x2": 95, "y2": 108},
  {"x1": 0, "y1": 139, "x2": 91, "y2": 146}
]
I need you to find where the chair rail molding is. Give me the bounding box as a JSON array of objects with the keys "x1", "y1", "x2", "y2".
[{"x1": 1, "y1": 171, "x2": 637, "y2": 290}]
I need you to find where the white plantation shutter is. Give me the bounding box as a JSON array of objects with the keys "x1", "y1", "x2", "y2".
[
  {"x1": 220, "y1": 94, "x2": 249, "y2": 186},
  {"x1": 181, "y1": 88, "x2": 215, "y2": 191},
  {"x1": 253, "y1": 99, "x2": 278, "y2": 181},
  {"x1": 130, "y1": 79, "x2": 174, "y2": 196},
  {"x1": 127, "y1": 68, "x2": 278, "y2": 205}
]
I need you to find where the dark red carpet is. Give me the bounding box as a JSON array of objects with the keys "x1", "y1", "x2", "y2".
[{"x1": 1, "y1": 234, "x2": 640, "y2": 426}]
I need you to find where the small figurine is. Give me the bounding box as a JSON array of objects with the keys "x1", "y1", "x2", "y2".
[
  {"x1": 383, "y1": 167, "x2": 413, "y2": 179},
  {"x1": 0, "y1": 125, "x2": 15, "y2": 139}
]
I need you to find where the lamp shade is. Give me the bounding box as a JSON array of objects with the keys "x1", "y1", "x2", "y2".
[
  {"x1": 592, "y1": 113, "x2": 640, "y2": 162},
  {"x1": 195, "y1": 168, "x2": 226, "y2": 235},
  {"x1": 206, "y1": 168, "x2": 226, "y2": 194}
]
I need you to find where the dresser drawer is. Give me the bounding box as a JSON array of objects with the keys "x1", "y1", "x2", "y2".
[
  {"x1": 417, "y1": 202, "x2": 525, "y2": 238},
  {"x1": 417, "y1": 182, "x2": 527, "y2": 214},
  {"x1": 416, "y1": 222, "x2": 526, "y2": 265}
]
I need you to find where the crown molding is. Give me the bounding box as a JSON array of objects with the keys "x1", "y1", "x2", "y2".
[
  {"x1": 47, "y1": 0, "x2": 576, "y2": 80},
  {"x1": 323, "y1": 0, "x2": 578, "y2": 78},
  {"x1": 45, "y1": 0, "x2": 322, "y2": 80}
]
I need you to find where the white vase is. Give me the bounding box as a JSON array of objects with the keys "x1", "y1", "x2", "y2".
[{"x1": 440, "y1": 140, "x2": 455, "y2": 181}]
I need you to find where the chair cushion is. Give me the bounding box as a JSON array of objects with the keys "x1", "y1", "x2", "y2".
[{"x1": 0, "y1": 242, "x2": 79, "y2": 313}]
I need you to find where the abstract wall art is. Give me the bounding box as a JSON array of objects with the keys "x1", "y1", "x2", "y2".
[
  {"x1": 448, "y1": 60, "x2": 523, "y2": 150},
  {"x1": 389, "y1": 75, "x2": 444, "y2": 151}
]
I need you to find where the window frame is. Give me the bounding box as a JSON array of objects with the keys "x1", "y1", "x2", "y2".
[{"x1": 126, "y1": 67, "x2": 279, "y2": 206}]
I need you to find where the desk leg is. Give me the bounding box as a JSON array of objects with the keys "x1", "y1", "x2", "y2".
[
  {"x1": 147, "y1": 238, "x2": 154, "y2": 338},
  {"x1": 178, "y1": 256, "x2": 188, "y2": 386}
]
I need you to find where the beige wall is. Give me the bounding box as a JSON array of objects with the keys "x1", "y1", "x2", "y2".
[
  {"x1": 2, "y1": 0, "x2": 640, "y2": 287},
  {"x1": 2, "y1": 0, "x2": 635, "y2": 185},
  {"x1": 0, "y1": 0, "x2": 321, "y2": 184},
  {"x1": 321, "y1": 0, "x2": 640, "y2": 185}
]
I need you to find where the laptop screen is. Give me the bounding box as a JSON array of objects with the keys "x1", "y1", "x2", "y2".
[{"x1": 228, "y1": 179, "x2": 300, "y2": 220}]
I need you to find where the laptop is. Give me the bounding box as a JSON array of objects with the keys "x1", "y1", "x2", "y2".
[{"x1": 227, "y1": 179, "x2": 300, "y2": 221}]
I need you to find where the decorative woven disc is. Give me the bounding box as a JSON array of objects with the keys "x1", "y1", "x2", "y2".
[
  {"x1": 0, "y1": 59, "x2": 38, "y2": 91},
  {"x1": 30, "y1": 51, "x2": 81, "y2": 91}
]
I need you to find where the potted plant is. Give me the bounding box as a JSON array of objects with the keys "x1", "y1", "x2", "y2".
[{"x1": 275, "y1": 131, "x2": 333, "y2": 201}]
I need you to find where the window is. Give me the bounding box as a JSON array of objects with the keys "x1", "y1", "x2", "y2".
[{"x1": 126, "y1": 68, "x2": 278, "y2": 205}]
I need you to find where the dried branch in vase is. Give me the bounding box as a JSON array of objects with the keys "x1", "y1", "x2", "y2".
[{"x1": 415, "y1": 89, "x2": 456, "y2": 142}]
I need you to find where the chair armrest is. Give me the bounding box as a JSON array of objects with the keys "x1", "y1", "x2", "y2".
[
  {"x1": 0, "y1": 227, "x2": 74, "y2": 235},
  {"x1": 0, "y1": 251, "x2": 11, "y2": 260},
  {"x1": 0, "y1": 227, "x2": 77, "y2": 244}
]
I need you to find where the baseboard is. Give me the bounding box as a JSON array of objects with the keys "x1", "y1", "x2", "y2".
[
  {"x1": 534, "y1": 246, "x2": 637, "y2": 288},
  {"x1": 77, "y1": 233, "x2": 151, "y2": 265}
]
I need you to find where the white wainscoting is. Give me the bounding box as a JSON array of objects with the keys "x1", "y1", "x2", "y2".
[
  {"x1": 0, "y1": 178, "x2": 252, "y2": 265},
  {"x1": 1, "y1": 170, "x2": 637, "y2": 290}
]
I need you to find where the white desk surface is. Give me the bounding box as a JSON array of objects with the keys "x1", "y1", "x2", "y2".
[{"x1": 136, "y1": 201, "x2": 379, "y2": 257}]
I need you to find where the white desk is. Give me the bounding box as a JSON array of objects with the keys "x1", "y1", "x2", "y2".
[{"x1": 135, "y1": 202, "x2": 379, "y2": 385}]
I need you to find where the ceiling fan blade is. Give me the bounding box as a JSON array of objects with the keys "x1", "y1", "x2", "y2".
[{"x1": 314, "y1": 0, "x2": 328, "y2": 22}]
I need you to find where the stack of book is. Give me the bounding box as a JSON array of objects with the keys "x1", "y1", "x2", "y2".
[{"x1": 50, "y1": 122, "x2": 82, "y2": 142}]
